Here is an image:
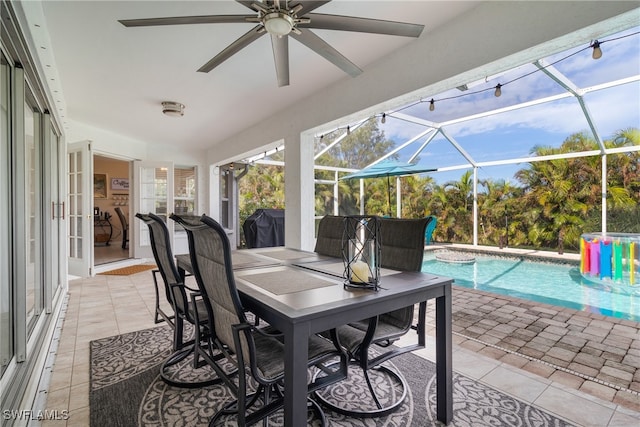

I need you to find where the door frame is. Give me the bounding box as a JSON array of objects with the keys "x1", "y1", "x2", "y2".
[
  {"x1": 133, "y1": 161, "x2": 174, "y2": 260},
  {"x1": 66, "y1": 141, "x2": 93, "y2": 277}
]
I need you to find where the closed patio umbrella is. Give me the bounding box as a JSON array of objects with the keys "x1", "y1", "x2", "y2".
[{"x1": 340, "y1": 159, "x2": 436, "y2": 215}]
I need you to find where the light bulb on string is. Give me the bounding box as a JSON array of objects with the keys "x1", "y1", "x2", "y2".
[
  {"x1": 381, "y1": 113, "x2": 386, "y2": 124},
  {"x1": 591, "y1": 40, "x2": 602, "y2": 59},
  {"x1": 494, "y1": 84, "x2": 502, "y2": 97},
  {"x1": 347, "y1": 125, "x2": 351, "y2": 135},
  {"x1": 429, "y1": 99, "x2": 435, "y2": 112}
]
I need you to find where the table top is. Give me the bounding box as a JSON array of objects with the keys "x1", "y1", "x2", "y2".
[
  {"x1": 176, "y1": 247, "x2": 452, "y2": 332},
  {"x1": 235, "y1": 263, "x2": 449, "y2": 330}
]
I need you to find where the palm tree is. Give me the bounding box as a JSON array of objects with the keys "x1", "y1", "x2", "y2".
[
  {"x1": 441, "y1": 170, "x2": 474, "y2": 243},
  {"x1": 516, "y1": 133, "x2": 601, "y2": 249}
]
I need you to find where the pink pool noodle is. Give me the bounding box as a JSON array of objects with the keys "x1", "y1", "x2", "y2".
[{"x1": 590, "y1": 241, "x2": 600, "y2": 276}]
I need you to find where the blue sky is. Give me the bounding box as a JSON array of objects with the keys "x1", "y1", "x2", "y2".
[{"x1": 372, "y1": 26, "x2": 640, "y2": 186}]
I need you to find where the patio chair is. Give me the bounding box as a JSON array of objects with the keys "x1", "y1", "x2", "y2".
[
  {"x1": 135, "y1": 212, "x2": 219, "y2": 388},
  {"x1": 316, "y1": 216, "x2": 430, "y2": 417},
  {"x1": 425, "y1": 215, "x2": 437, "y2": 245},
  {"x1": 174, "y1": 213, "x2": 348, "y2": 426},
  {"x1": 314, "y1": 215, "x2": 344, "y2": 258},
  {"x1": 114, "y1": 206, "x2": 129, "y2": 249}
]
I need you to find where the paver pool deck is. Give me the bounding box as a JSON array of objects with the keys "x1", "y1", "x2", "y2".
[{"x1": 423, "y1": 245, "x2": 640, "y2": 413}]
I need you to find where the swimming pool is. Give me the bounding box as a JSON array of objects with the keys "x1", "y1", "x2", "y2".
[{"x1": 421, "y1": 252, "x2": 640, "y2": 322}]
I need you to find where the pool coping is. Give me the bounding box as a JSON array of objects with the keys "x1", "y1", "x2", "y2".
[{"x1": 426, "y1": 243, "x2": 581, "y2": 266}]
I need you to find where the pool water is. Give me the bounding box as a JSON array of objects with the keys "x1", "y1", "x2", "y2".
[{"x1": 421, "y1": 252, "x2": 640, "y2": 322}]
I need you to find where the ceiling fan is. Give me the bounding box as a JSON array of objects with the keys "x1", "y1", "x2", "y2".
[{"x1": 119, "y1": 0, "x2": 425, "y2": 87}]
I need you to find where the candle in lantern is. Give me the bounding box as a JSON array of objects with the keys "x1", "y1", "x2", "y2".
[{"x1": 351, "y1": 260, "x2": 369, "y2": 283}]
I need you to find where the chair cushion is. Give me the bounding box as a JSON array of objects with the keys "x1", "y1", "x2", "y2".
[
  {"x1": 334, "y1": 306, "x2": 414, "y2": 354},
  {"x1": 252, "y1": 331, "x2": 341, "y2": 382}
]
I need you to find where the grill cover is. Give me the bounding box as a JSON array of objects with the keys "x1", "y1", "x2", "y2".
[{"x1": 242, "y1": 209, "x2": 285, "y2": 248}]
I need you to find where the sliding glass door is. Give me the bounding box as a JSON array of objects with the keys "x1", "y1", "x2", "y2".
[{"x1": 0, "y1": 51, "x2": 11, "y2": 375}]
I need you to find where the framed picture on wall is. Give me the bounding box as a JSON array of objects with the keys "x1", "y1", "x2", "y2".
[
  {"x1": 94, "y1": 173, "x2": 107, "y2": 198},
  {"x1": 111, "y1": 178, "x2": 129, "y2": 190}
]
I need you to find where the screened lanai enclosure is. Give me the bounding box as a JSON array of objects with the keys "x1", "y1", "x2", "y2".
[{"x1": 233, "y1": 25, "x2": 639, "y2": 252}]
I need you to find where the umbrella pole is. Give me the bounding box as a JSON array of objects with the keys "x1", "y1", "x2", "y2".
[{"x1": 387, "y1": 174, "x2": 391, "y2": 216}]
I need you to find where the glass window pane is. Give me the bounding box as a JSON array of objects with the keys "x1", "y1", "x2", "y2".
[
  {"x1": 76, "y1": 172, "x2": 82, "y2": 197},
  {"x1": 174, "y1": 166, "x2": 196, "y2": 217},
  {"x1": 77, "y1": 195, "x2": 82, "y2": 216},
  {"x1": 24, "y1": 97, "x2": 40, "y2": 326},
  {"x1": 0, "y1": 52, "x2": 12, "y2": 374}
]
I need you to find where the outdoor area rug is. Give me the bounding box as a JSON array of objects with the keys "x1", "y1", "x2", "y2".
[
  {"x1": 98, "y1": 264, "x2": 156, "y2": 276},
  {"x1": 89, "y1": 326, "x2": 575, "y2": 426}
]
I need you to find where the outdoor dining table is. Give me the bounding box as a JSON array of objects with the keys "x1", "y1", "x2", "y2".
[{"x1": 176, "y1": 247, "x2": 453, "y2": 426}]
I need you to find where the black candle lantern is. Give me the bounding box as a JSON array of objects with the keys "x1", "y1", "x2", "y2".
[{"x1": 342, "y1": 215, "x2": 380, "y2": 290}]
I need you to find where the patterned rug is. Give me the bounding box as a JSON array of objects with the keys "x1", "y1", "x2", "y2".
[
  {"x1": 89, "y1": 326, "x2": 575, "y2": 426},
  {"x1": 98, "y1": 264, "x2": 156, "y2": 276}
]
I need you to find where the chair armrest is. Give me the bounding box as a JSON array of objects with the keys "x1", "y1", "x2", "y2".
[
  {"x1": 245, "y1": 323, "x2": 283, "y2": 339},
  {"x1": 184, "y1": 284, "x2": 199, "y2": 293}
]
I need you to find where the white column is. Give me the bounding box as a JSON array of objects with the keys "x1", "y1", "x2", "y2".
[
  {"x1": 285, "y1": 133, "x2": 315, "y2": 251},
  {"x1": 208, "y1": 164, "x2": 220, "y2": 221}
]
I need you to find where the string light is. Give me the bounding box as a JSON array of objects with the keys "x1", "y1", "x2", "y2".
[
  {"x1": 314, "y1": 31, "x2": 637, "y2": 139},
  {"x1": 591, "y1": 40, "x2": 602, "y2": 59}
]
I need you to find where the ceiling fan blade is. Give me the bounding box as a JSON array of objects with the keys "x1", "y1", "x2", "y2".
[
  {"x1": 271, "y1": 35, "x2": 290, "y2": 87},
  {"x1": 119, "y1": 15, "x2": 254, "y2": 27},
  {"x1": 301, "y1": 13, "x2": 424, "y2": 38},
  {"x1": 198, "y1": 25, "x2": 265, "y2": 73},
  {"x1": 291, "y1": 29, "x2": 362, "y2": 77}
]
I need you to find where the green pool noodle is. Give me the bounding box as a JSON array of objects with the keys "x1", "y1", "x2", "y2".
[{"x1": 613, "y1": 241, "x2": 623, "y2": 281}]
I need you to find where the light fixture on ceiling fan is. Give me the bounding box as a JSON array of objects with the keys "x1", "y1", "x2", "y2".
[
  {"x1": 119, "y1": 0, "x2": 425, "y2": 87},
  {"x1": 254, "y1": 2, "x2": 307, "y2": 36}
]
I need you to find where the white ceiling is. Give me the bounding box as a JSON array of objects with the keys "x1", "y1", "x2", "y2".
[{"x1": 30, "y1": 1, "x2": 480, "y2": 152}]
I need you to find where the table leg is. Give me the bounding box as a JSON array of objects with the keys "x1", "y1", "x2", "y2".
[
  {"x1": 436, "y1": 284, "x2": 453, "y2": 424},
  {"x1": 283, "y1": 324, "x2": 309, "y2": 427}
]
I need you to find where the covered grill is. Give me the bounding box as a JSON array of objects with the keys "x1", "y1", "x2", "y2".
[{"x1": 242, "y1": 209, "x2": 285, "y2": 248}]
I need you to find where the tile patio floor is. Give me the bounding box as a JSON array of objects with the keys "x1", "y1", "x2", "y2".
[{"x1": 40, "y1": 264, "x2": 640, "y2": 426}]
